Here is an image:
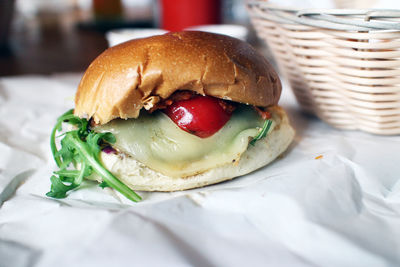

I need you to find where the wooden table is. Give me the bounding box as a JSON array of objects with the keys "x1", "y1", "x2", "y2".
[
  {"x1": 0, "y1": 11, "x2": 259, "y2": 77},
  {"x1": 0, "y1": 20, "x2": 109, "y2": 76}
]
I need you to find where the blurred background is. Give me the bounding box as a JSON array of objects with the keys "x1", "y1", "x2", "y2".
[{"x1": 0, "y1": 0, "x2": 256, "y2": 76}]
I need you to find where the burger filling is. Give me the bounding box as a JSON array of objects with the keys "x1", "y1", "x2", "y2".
[
  {"x1": 95, "y1": 94, "x2": 275, "y2": 178},
  {"x1": 48, "y1": 94, "x2": 274, "y2": 202}
]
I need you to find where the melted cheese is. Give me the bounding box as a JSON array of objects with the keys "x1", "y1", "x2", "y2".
[{"x1": 95, "y1": 106, "x2": 270, "y2": 177}]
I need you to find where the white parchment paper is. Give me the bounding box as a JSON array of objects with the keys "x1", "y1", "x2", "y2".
[
  {"x1": 0, "y1": 74, "x2": 399, "y2": 267},
  {"x1": 268, "y1": 0, "x2": 398, "y2": 8}
]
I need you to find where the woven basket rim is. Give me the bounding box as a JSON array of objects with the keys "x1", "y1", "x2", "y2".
[{"x1": 247, "y1": 1, "x2": 400, "y2": 31}]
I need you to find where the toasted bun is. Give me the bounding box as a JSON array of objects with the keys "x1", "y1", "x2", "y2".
[
  {"x1": 74, "y1": 31, "x2": 282, "y2": 125},
  {"x1": 93, "y1": 106, "x2": 294, "y2": 191}
]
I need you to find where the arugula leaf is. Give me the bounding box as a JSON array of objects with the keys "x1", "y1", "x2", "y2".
[
  {"x1": 250, "y1": 119, "x2": 273, "y2": 146},
  {"x1": 47, "y1": 109, "x2": 142, "y2": 202},
  {"x1": 47, "y1": 175, "x2": 78, "y2": 198},
  {"x1": 99, "y1": 181, "x2": 110, "y2": 189}
]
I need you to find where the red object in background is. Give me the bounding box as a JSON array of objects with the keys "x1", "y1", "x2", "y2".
[
  {"x1": 164, "y1": 96, "x2": 232, "y2": 138},
  {"x1": 161, "y1": 0, "x2": 221, "y2": 31}
]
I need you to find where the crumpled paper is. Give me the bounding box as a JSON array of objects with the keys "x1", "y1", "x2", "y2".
[
  {"x1": 0, "y1": 74, "x2": 399, "y2": 267},
  {"x1": 268, "y1": 0, "x2": 398, "y2": 8}
]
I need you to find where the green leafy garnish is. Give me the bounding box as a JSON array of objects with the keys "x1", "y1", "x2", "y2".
[
  {"x1": 47, "y1": 109, "x2": 142, "y2": 202},
  {"x1": 250, "y1": 119, "x2": 273, "y2": 146}
]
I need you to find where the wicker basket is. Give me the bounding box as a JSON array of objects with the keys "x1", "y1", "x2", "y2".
[{"x1": 248, "y1": 2, "x2": 400, "y2": 135}]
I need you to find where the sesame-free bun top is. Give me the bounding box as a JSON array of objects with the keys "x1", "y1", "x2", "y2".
[{"x1": 74, "y1": 31, "x2": 282, "y2": 125}]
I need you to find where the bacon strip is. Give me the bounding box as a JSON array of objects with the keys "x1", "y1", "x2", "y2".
[
  {"x1": 149, "y1": 91, "x2": 237, "y2": 114},
  {"x1": 254, "y1": 106, "x2": 271, "y2": 120},
  {"x1": 149, "y1": 91, "x2": 195, "y2": 113}
]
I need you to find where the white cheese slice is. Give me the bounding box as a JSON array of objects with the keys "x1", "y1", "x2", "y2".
[{"x1": 95, "y1": 106, "x2": 272, "y2": 177}]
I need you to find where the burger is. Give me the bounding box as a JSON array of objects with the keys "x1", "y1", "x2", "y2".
[{"x1": 48, "y1": 31, "x2": 295, "y2": 202}]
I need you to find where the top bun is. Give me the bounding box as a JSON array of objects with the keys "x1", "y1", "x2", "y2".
[{"x1": 74, "y1": 31, "x2": 281, "y2": 125}]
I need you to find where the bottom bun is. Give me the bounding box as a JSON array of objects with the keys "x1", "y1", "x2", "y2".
[{"x1": 97, "y1": 106, "x2": 295, "y2": 191}]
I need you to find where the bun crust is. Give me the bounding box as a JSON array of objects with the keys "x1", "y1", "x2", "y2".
[
  {"x1": 74, "y1": 31, "x2": 282, "y2": 124},
  {"x1": 94, "y1": 106, "x2": 294, "y2": 191}
]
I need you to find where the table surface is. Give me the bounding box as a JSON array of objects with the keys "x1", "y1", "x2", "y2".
[
  {"x1": 0, "y1": 19, "x2": 108, "y2": 76},
  {"x1": 0, "y1": 10, "x2": 259, "y2": 77}
]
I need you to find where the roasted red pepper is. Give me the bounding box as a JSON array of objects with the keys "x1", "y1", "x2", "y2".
[{"x1": 164, "y1": 95, "x2": 233, "y2": 138}]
